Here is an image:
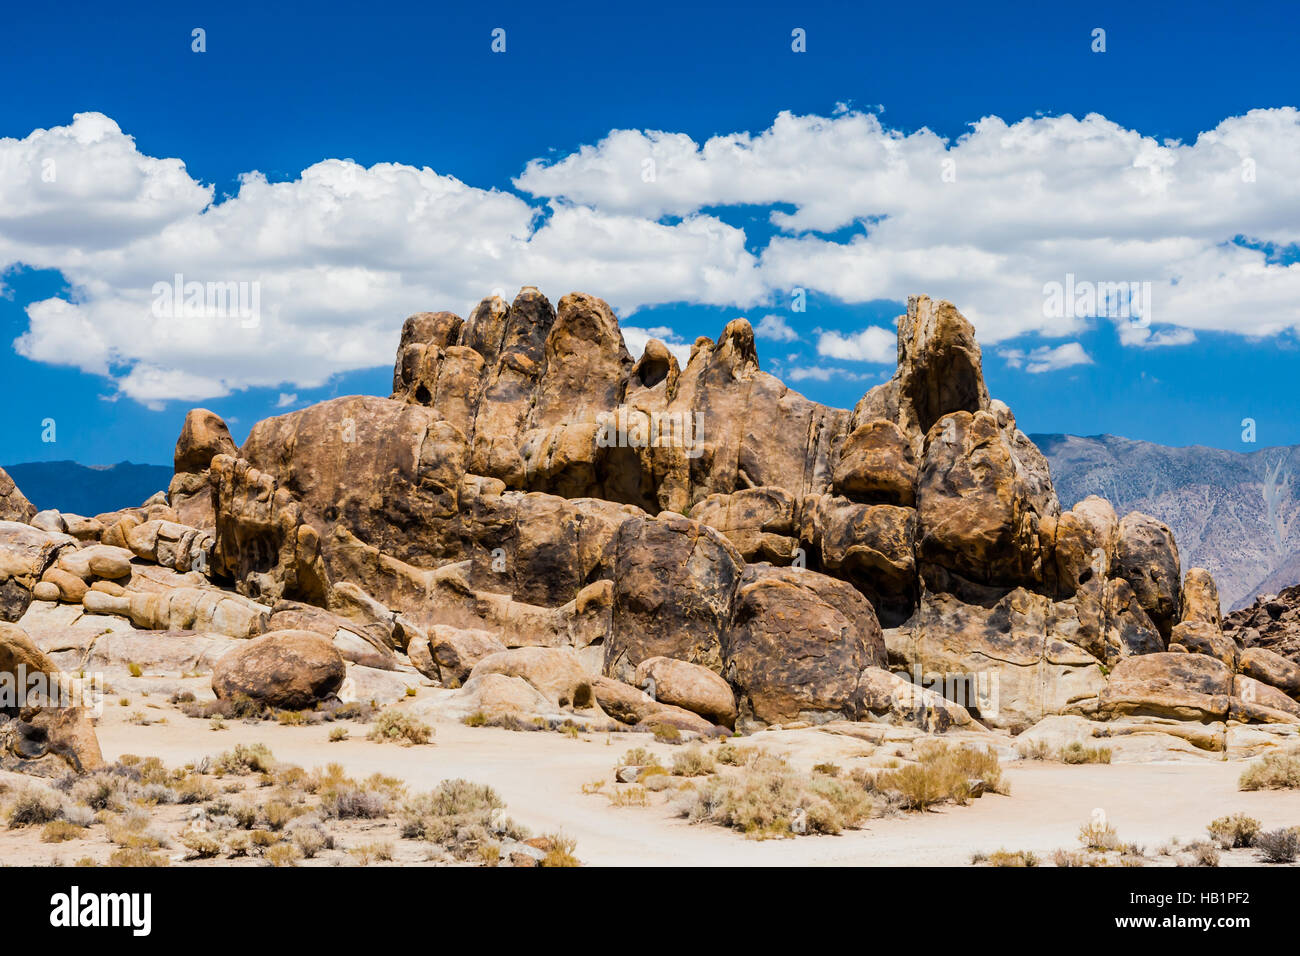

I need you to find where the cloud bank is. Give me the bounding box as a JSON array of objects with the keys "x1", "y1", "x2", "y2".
[{"x1": 2, "y1": 107, "x2": 1299, "y2": 403}]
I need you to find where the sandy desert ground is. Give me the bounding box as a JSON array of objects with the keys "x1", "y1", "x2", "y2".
[{"x1": 4, "y1": 682, "x2": 1296, "y2": 868}]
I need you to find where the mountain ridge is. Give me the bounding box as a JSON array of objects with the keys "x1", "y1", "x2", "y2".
[{"x1": 1030, "y1": 432, "x2": 1300, "y2": 611}]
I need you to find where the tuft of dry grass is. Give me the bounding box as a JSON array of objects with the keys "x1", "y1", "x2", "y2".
[
  {"x1": 1060, "y1": 742, "x2": 1112, "y2": 765},
  {"x1": 540, "y1": 832, "x2": 579, "y2": 867},
  {"x1": 367, "y1": 708, "x2": 433, "y2": 746}
]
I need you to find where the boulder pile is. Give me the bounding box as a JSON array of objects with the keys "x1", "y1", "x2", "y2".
[{"x1": 4, "y1": 290, "x2": 1298, "y2": 769}]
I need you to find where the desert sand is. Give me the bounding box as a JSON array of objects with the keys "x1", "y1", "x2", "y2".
[{"x1": 66, "y1": 695, "x2": 1299, "y2": 867}]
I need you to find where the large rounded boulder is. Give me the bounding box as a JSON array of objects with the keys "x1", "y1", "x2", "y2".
[
  {"x1": 723, "y1": 564, "x2": 885, "y2": 727},
  {"x1": 634, "y1": 655, "x2": 737, "y2": 728},
  {"x1": 212, "y1": 629, "x2": 345, "y2": 709}
]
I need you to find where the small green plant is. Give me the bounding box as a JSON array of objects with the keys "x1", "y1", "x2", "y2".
[
  {"x1": 461, "y1": 711, "x2": 488, "y2": 728},
  {"x1": 328, "y1": 726, "x2": 349, "y2": 742},
  {"x1": 811, "y1": 762, "x2": 842, "y2": 777},
  {"x1": 405, "y1": 686, "x2": 417, "y2": 698},
  {"x1": 127, "y1": 662, "x2": 142, "y2": 678},
  {"x1": 277, "y1": 710, "x2": 308, "y2": 726},
  {"x1": 209, "y1": 716, "x2": 226, "y2": 731}
]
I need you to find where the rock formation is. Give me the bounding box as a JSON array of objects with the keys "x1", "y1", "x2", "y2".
[{"x1": 3, "y1": 289, "x2": 1298, "y2": 768}]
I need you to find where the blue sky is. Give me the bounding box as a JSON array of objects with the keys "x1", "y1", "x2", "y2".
[{"x1": 2, "y1": 0, "x2": 1299, "y2": 466}]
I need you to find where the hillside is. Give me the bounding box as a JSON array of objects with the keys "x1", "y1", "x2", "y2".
[
  {"x1": 1031, "y1": 434, "x2": 1300, "y2": 611},
  {"x1": 1, "y1": 460, "x2": 172, "y2": 517}
]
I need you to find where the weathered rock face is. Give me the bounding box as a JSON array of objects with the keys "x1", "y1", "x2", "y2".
[
  {"x1": 851, "y1": 295, "x2": 991, "y2": 448},
  {"x1": 1097, "y1": 652, "x2": 1232, "y2": 722},
  {"x1": 833, "y1": 420, "x2": 917, "y2": 505},
  {"x1": 798, "y1": 494, "x2": 917, "y2": 626},
  {"x1": 1238, "y1": 646, "x2": 1300, "y2": 698},
  {"x1": 84, "y1": 285, "x2": 1249, "y2": 744},
  {"x1": 467, "y1": 647, "x2": 591, "y2": 709},
  {"x1": 169, "y1": 408, "x2": 237, "y2": 530},
  {"x1": 0, "y1": 522, "x2": 75, "y2": 622},
  {"x1": 723, "y1": 565, "x2": 885, "y2": 727},
  {"x1": 1048, "y1": 495, "x2": 1118, "y2": 599},
  {"x1": 1113, "y1": 512, "x2": 1182, "y2": 639},
  {"x1": 633, "y1": 655, "x2": 737, "y2": 728},
  {"x1": 604, "y1": 515, "x2": 742, "y2": 681},
  {"x1": 0, "y1": 623, "x2": 103, "y2": 774},
  {"x1": 211, "y1": 630, "x2": 345, "y2": 709},
  {"x1": 1226, "y1": 583, "x2": 1300, "y2": 665},
  {"x1": 0, "y1": 468, "x2": 35, "y2": 524},
  {"x1": 854, "y1": 666, "x2": 975, "y2": 732},
  {"x1": 888, "y1": 588, "x2": 1107, "y2": 730},
  {"x1": 914, "y1": 410, "x2": 1048, "y2": 598},
  {"x1": 408, "y1": 625, "x2": 505, "y2": 683}
]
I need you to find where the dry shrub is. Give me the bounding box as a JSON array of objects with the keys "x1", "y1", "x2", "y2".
[
  {"x1": 983, "y1": 849, "x2": 1039, "y2": 867},
  {"x1": 874, "y1": 742, "x2": 1005, "y2": 811},
  {"x1": 1207, "y1": 813, "x2": 1260, "y2": 849},
  {"x1": 1255, "y1": 828, "x2": 1300, "y2": 863},
  {"x1": 180, "y1": 830, "x2": 222, "y2": 859},
  {"x1": 399, "y1": 779, "x2": 525, "y2": 859},
  {"x1": 540, "y1": 832, "x2": 579, "y2": 867},
  {"x1": 1060, "y1": 742, "x2": 1112, "y2": 764},
  {"x1": 1183, "y1": 841, "x2": 1221, "y2": 867},
  {"x1": 107, "y1": 847, "x2": 169, "y2": 867},
  {"x1": 1239, "y1": 749, "x2": 1300, "y2": 791},
  {"x1": 266, "y1": 843, "x2": 302, "y2": 867},
  {"x1": 7, "y1": 786, "x2": 65, "y2": 827},
  {"x1": 1078, "y1": 819, "x2": 1120, "y2": 851},
  {"x1": 677, "y1": 752, "x2": 871, "y2": 839},
  {"x1": 1016, "y1": 739, "x2": 1053, "y2": 761},
  {"x1": 671, "y1": 746, "x2": 716, "y2": 777},
  {"x1": 608, "y1": 786, "x2": 648, "y2": 807},
  {"x1": 367, "y1": 708, "x2": 433, "y2": 746},
  {"x1": 620, "y1": 747, "x2": 661, "y2": 768},
  {"x1": 41, "y1": 820, "x2": 87, "y2": 843},
  {"x1": 212, "y1": 743, "x2": 276, "y2": 775}
]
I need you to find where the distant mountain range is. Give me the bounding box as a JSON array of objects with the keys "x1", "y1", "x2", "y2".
[
  {"x1": 1031, "y1": 434, "x2": 1300, "y2": 611},
  {"x1": 2, "y1": 461, "x2": 172, "y2": 518}
]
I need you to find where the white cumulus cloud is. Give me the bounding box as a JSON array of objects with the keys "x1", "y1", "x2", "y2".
[
  {"x1": 1001, "y1": 342, "x2": 1093, "y2": 374},
  {"x1": 4, "y1": 107, "x2": 1300, "y2": 405}
]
